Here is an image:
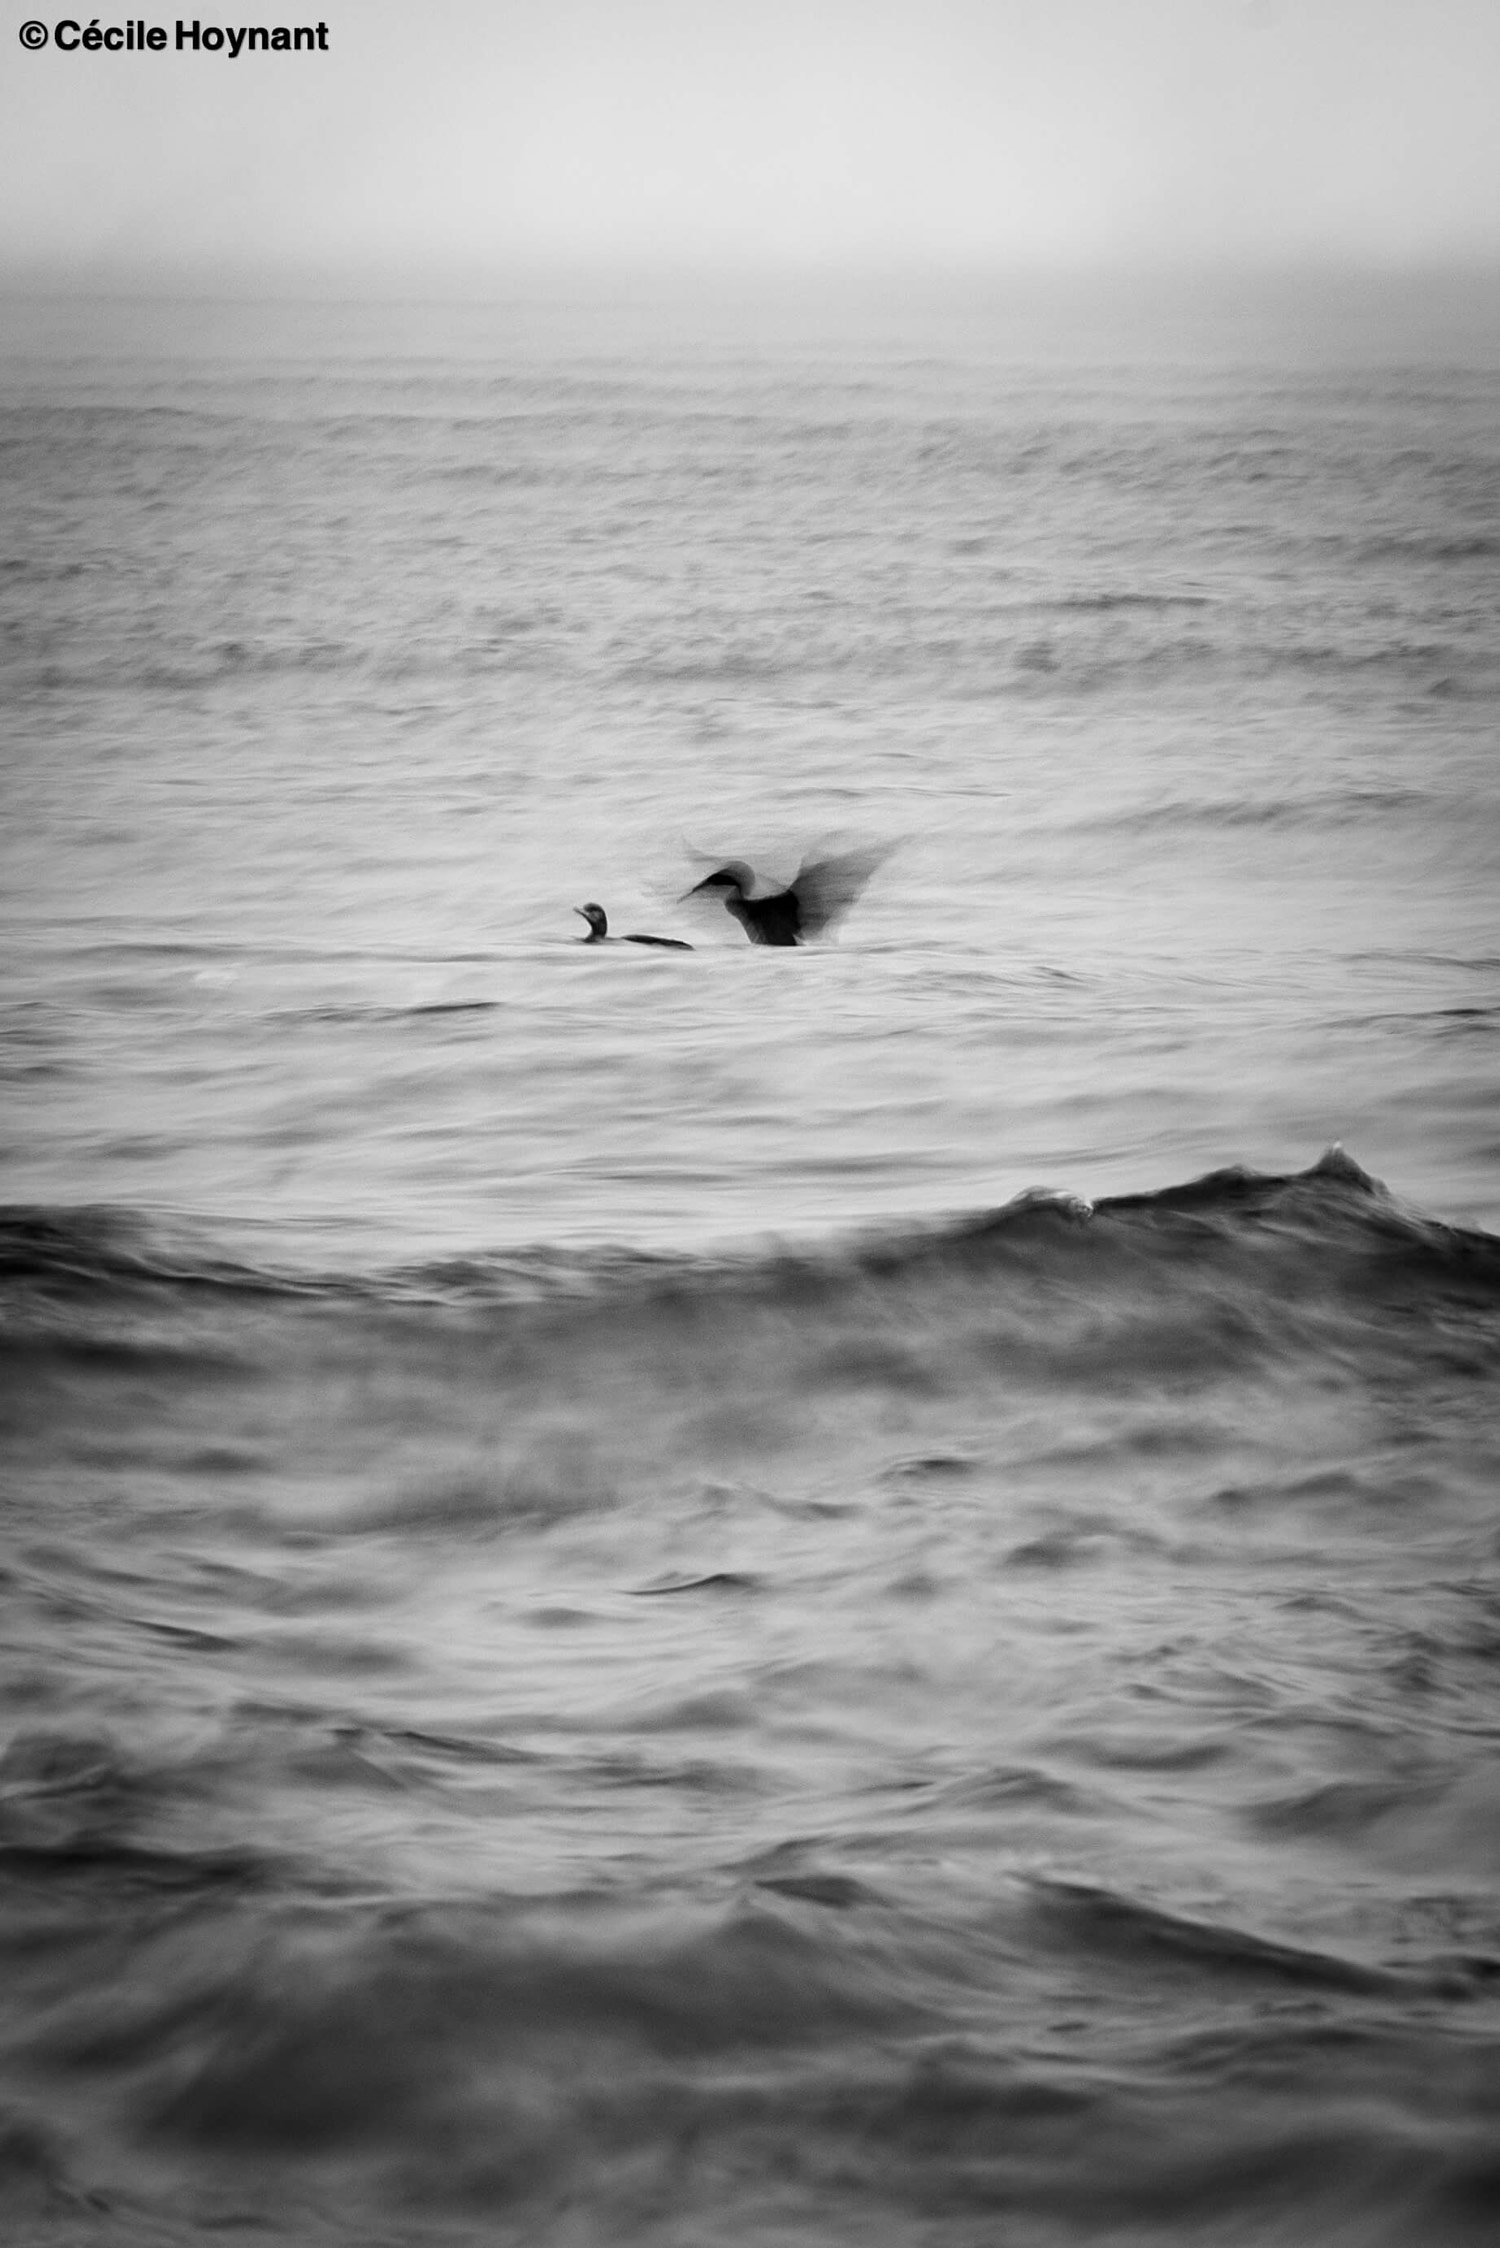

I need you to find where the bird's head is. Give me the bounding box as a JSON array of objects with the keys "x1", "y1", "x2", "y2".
[
  {"x1": 574, "y1": 903, "x2": 608, "y2": 939},
  {"x1": 683, "y1": 865, "x2": 748, "y2": 902}
]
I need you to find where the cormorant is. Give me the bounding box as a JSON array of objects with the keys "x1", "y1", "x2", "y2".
[
  {"x1": 574, "y1": 903, "x2": 692, "y2": 950},
  {"x1": 681, "y1": 843, "x2": 891, "y2": 946}
]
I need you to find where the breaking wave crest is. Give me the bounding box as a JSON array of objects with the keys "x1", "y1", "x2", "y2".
[{"x1": 4, "y1": 1146, "x2": 1494, "y2": 1327}]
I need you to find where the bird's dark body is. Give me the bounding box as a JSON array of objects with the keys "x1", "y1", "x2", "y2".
[
  {"x1": 724, "y1": 890, "x2": 801, "y2": 946},
  {"x1": 574, "y1": 904, "x2": 692, "y2": 949}
]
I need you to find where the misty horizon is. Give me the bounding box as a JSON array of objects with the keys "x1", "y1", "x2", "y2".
[{"x1": 6, "y1": 261, "x2": 1500, "y2": 383}]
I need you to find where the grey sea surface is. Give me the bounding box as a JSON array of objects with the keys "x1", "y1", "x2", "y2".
[{"x1": 1, "y1": 286, "x2": 1498, "y2": 2245}]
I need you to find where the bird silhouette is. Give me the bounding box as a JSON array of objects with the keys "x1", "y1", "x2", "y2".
[
  {"x1": 574, "y1": 903, "x2": 693, "y2": 950},
  {"x1": 681, "y1": 842, "x2": 891, "y2": 946}
]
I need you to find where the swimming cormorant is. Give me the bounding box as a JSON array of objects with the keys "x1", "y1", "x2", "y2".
[
  {"x1": 681, "y1": 843, "x2": 891, "y2": 946},
  {"x1": 574, "y1": 903, "x2": 693, "y2": 950}
]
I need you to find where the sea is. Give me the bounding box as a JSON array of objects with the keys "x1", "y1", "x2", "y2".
[{"x1": 2, "y1": 274, "x2": 1498, "y2": 2246}]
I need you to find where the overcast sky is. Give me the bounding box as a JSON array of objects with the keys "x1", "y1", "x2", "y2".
[{"x1": 4, "y1": 0, "x2": 1500, "y2": 286}]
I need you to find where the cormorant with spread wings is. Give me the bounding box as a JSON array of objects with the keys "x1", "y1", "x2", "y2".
[{"x1": 681, "y1": 842, "x2": 892, "y2": 946}]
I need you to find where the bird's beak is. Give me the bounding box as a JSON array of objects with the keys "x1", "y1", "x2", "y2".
[{"x1": 573, "y1": 906, "x2": 588, "y2": 920}]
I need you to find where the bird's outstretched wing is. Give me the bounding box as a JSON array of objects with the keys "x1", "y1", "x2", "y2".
[{"x1": 787, "y1": 841, "x2": 895, "y2": 939}]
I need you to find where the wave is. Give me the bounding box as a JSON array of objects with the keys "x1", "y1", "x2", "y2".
[
  {"x1": 4, "y1": 632, "x2": 561, "y2": 694},
  {"x1": 3, "y1": 1147, "x2": 1495, "y2": 1308},
  {"x1": 1063, "y1": 784, "x2": 1441, "y2": 837},
  {"x1": 3, "y1": 1155, "x2": 1497, "y2": 1411},
  {"x1": 5, "y1": 1164, "x2": 1497, "y2": 2242},
  {"x1": 1024, "y1": 1876, "x2": 1402, "y2": 1995},
  {"x1": 5, "y1": 1840, "x2": 1494, "y2": 2236},
  {"x1": 7, "y1": 608, "x2": 1492, "y2": 701},
  {"x1": 1047, "y1": 590, "x2": 1214, "y2": 611},
  {"x1": 1355, "y1": 532, "x2": 1500, "y2": 564}
]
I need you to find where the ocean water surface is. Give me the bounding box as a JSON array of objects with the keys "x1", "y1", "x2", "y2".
[{"x1": 1, "y1": 282, "x2": 1498, "y2": 2245}]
